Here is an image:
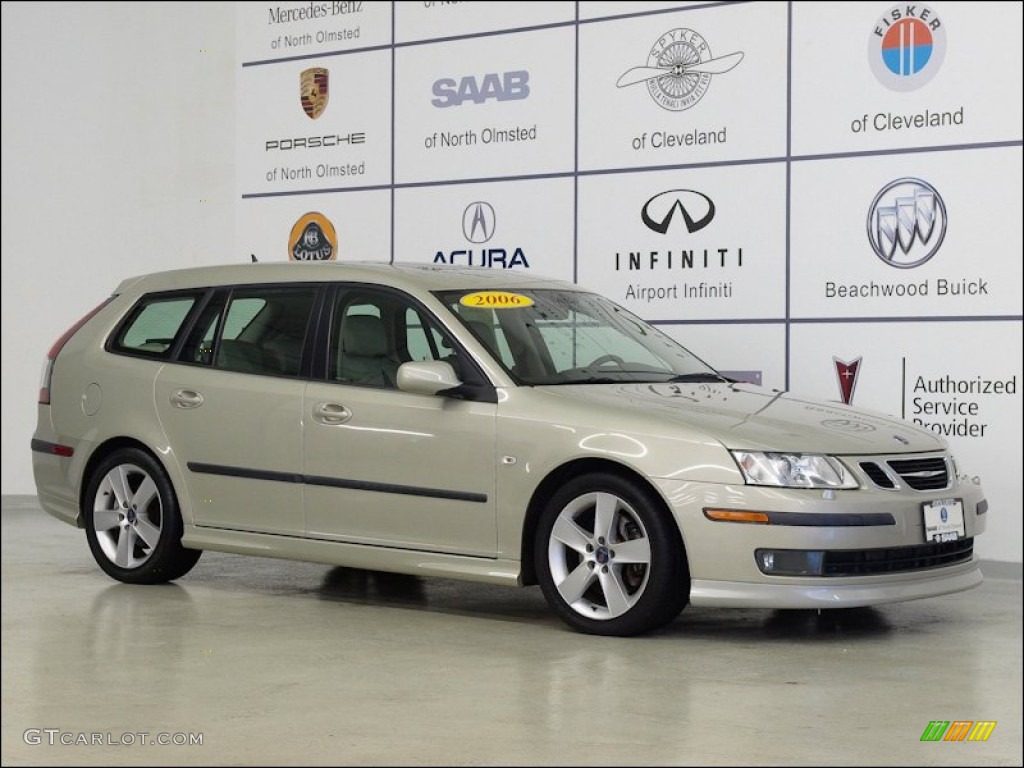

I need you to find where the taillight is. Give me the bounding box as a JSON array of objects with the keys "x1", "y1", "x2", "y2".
[{"x1": 38, "y1": 297, "x2": 114, "y2": 404}]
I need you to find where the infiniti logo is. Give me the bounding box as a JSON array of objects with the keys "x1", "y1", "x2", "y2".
[
  {"x1": 867, "y1": 178, "x2": 947, "y2": 268},
  {"x1": 462, "y1": 202, "x2": 496, "y2": 244},
  {"x1": 641, "y1": 190, "x2": 715, "y2": 235}
]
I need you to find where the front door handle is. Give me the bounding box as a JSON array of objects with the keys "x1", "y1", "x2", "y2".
[
  {"x1": 170, "y1": 389, "x2": 204, "y2": 409},
  {"x1": 313, "y1": 402, "x2": 352, "y2": 425}
]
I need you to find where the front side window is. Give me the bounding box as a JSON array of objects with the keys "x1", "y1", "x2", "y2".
[
  {"x1": 329, "y1": 288, "x2": 459, "y2": 389},
  {"x1": 111, "y1": 294, "x2": 200, "y2": 357},
  {"x1": 438, "y1": 289, "x2": 724, "y2": 385}
]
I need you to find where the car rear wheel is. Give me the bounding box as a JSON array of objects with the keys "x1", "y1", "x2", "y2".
[
  {"x1": 536, "y1": 473, "x2": 689, "y2": 636},
  {"x1": 84, "y1": 448, "x2": 201, "y2": 584}
]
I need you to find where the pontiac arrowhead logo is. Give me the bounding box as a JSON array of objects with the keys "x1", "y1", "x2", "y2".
[
  {"x1": 833, "y1": 357, "x2": 862, "y2": 405},
  {"x1": 300, "y1": 68, "x2": 329, "y2": 120}
]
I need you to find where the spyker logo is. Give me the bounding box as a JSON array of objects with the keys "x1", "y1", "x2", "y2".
[
  {"x1": 462, "y1": 202, "x2": 496, "y2": 244},
  {"x1": 641, "y1": 190, "x2": 715, "y2": 234},
  {"x1": 617, "y1": 28, "x2": 743, "y2": 111},
  {"x1": 834, "y1": 357, "x2": 862, "y2": 405},
  {"x1": 867, "y1": 178, "x2": 947, "y2": 268}
]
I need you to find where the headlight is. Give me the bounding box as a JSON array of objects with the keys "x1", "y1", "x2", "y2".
[{"x1": 731, "y1": 451, "x2": 858, "y2": 489}]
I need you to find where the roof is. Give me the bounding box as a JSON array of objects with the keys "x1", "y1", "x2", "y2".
[{"x1": 112, "y1": 261, "x2": 582, "y2": 296}]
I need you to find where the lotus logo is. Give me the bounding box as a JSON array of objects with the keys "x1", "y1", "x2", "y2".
[
  {"x1": 462, "y1": 202, "x2": 496, "y2": 244},
  {"x1": 641, "y1": 190, "x2": 715, "y2": 234},
  {"x1": 288, "y1": 211, "x2": 337, "y2": 261},
  {"x1": 300, "y1": 68, "x2": 329, "y2": 120},
  {"x1": 617, "y1": 28, "x2": 743, "y2": 111},
  {"x1": 834, "y1": 357, "x2": 862, "y2": 405},
  {"x1": 867, "y1": 178, "x2": 947, "y2": 268}
]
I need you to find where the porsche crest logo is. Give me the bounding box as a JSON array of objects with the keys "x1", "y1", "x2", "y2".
[
  {"x1": 289, "y1": 212, "x2": 337, "y2": 261},
  {"x1": 300, "y1": 68, "x2": 329, "y2": 120}
]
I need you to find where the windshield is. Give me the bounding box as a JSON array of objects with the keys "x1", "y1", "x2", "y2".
[{"x1": 436, "y1": 288, "x2": 726, "y2": 385}]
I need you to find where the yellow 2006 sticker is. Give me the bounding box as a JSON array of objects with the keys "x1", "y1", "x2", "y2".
[{"x1": 459, "y1": 291, "x2": 535, "y2": 308}]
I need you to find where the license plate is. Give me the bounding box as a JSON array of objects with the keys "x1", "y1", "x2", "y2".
[{"x1": 922, "y1": 498, "x2": 965, "y2": 543}]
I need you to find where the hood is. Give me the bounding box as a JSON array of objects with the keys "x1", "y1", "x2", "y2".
[{"x1": 538, "y1": 382, "x2": 944, "y2": 455}]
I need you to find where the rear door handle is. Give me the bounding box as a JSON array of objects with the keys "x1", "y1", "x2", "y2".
[
  {"x1": 313, "y1": 402, "x2": 352, "y2": 425},
  {"x1": 170, "y1": 389, "x2": 204, "y2": 409}
]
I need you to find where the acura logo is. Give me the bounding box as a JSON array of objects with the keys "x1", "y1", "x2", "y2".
[
  {"x1": 641, "y1": 190, "x2": 715, "y2": 234},
  {"x1": 462, "y1": 202, "x2": 496, "y2": 243},
  {"x1": 867, "y1": 178, "x2": 947, "y2": 268}
]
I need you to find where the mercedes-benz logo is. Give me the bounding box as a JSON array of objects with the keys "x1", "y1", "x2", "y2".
[
  {"x1": 462, "y1": 202, "x2": 496, "y2": 244},
  {"x1": 867, "y1": 178, "x2": 947, "y2": 268},
  {"x1": 641, "y1": 190, "x2": 715, "y2": 234}
]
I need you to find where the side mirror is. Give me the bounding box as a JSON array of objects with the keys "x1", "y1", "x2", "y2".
[{"x1": 396, "y1": 360, "x2": 462, "y2": 396}]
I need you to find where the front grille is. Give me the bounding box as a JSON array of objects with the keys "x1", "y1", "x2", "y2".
[
  {"x1": 887, "y1": 457, "x2": 950, "y2": 490},
  {"x1": 859, "y1": 461, "x2": 895, "y2": 489},
  {"x1": 822, "y1": 538, "x2": 973, "y2": 576},
  {"x1": 858, "y1": 454, "x2": 951, "y2": 491}
]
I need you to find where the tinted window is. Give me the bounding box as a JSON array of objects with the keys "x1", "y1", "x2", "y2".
[
  {"x1": 112, "y1": 295, "x2": 199, "y2": 357},
  {"x1": 177, "y1": 287, "x2": 317, "y2": 376}
]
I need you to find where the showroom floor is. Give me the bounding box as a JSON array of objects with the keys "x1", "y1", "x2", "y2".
[{"x1": 2, "y1": 497, "x2": 1021, "y2": 767}]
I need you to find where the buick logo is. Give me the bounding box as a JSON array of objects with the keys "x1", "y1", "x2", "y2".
[
  {"x1": 462, "y1": 202, "x2": 496, "y2": 244},
  {"x1": 641, "y1": 190, "x2": 715, "y2": 234},
  {"x1": 869, "y1": 4, "x2": 946, "y2": 92},
  {"x1": 867, "y1": 178, "x2": 947, "y2": 268},
  {"x1": 617, "y1": 28, "x2": 743, "y2": 111},
  {"x1": 834, "y1": 357, "x2": 862, "y2": 405},
  {"x1": 300, "y1": 68, "x2": 329, "y2": 120}
]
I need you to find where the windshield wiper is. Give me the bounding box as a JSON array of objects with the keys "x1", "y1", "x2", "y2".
[{"x1": 665, "y1": 372, "x2": 730, "y2": 383}]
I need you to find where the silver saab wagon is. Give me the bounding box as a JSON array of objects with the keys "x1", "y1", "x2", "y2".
[{"x1": 32, "y1": 263, "x2": 988, "y2": 635}]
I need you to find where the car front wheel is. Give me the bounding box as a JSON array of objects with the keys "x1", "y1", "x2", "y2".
[
  {"x1": 535, "y1": 473, "x2": 689, "y2": 636},
  {"x1": 84, "y1": 448, "x2": 201, "y2": 584}
]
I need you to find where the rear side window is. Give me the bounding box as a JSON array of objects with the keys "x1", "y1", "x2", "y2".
[
  {"x1": 180, "y1": 286, "x2": 318, "y2": 377},
  {"x1": 111, "y1": 294, "x2": 201, "y2": 357}
]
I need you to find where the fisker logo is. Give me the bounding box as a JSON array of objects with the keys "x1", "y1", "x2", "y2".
[
  {"x1": 834, "y1": 357, "x2": 862, "y2": 405},
  {"x1": 288, "y1": 212, "x2": 337, "y2": 261},
  {"x1": 641, "y1": 190, "x2": 715, "y2": 234},
  {"x1": 300, "y1": 68, "x2": 329, "y2": 120},
  {"x1": 867, "y1": 178, "x2": 947, "y2": 268},
  {"x1": 617, "y1": 28, "x2": 743, "y2": 111},
  {"x1": 870, "y1": 4, "x2": 946, "y2": 91},
  {"x1": 431, "y1": 71, "x2": 530, "y2": 108},
  {"x1": 462, "y1": 202, "x2": 496, "y2": 244}
]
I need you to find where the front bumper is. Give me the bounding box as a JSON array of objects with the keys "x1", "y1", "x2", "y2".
[{"x1": 653, "y1": 476, "x2": 988, "y2": 609}]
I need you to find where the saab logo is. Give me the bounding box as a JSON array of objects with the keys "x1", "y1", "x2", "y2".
[
  {"x1": 617, "y1": 29, "x2": 743, "y2": 111},
  {"x1": 431, "y1": 71, "x2": 530, "y2": 108},
  {"x1": 462, "y1": 202, "x2": 496, "y2": 244},
  {"x1": 822, "y1": 418, "x2": 876, "y2": 433},
  {"x1": 300, "y1": 68, "x2": 329, "y2": 120},
  {"x1": 867, "y1": 178, "x2": 946, "y2": 268},
  {"x1": 920, "y1": 721, "x2": 996, "y2": 742},
  {"x1": 434, "y1": 202, "x2": 529, "y2": 269},
  {"x1": 834, "y1": 357, "x2": 862, "y2": 405},
  {"x1": 870, "y1": 4, "x2": 946, "y2": 92},
  {"x1": 642, "y1": 190, "x2": 715, "y2": 235},
  {"x1": 288, "y1": 212, "x2": 337, "y2": 261},
  {"x1": 430, "y1": 70, "x2": 528, "y2": 107}
]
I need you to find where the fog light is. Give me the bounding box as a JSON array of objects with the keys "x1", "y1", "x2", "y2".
[{"x1": 755, "y1": 549, "x2": 825, "y2": 576}]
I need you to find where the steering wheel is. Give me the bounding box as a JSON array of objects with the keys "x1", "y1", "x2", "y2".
[{"x1": 587, "y1": 354, "x2": 626, "y2": 370}]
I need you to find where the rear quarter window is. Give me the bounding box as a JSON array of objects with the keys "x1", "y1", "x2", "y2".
[{"x1": 110, "y1": 293, "x2": 202, "y2": 357}]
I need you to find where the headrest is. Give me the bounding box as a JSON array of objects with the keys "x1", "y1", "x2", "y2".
[{"x1": 342, "y1": 315, "x2": 387, "y2": 357}]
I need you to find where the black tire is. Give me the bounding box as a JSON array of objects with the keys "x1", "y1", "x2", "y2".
[
  {"x1": 83, "y1": 447, "x2": 201, "y2": 584},
  {"x1": 535, "y1": 472, "x2": 689, "y2": 636}
]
